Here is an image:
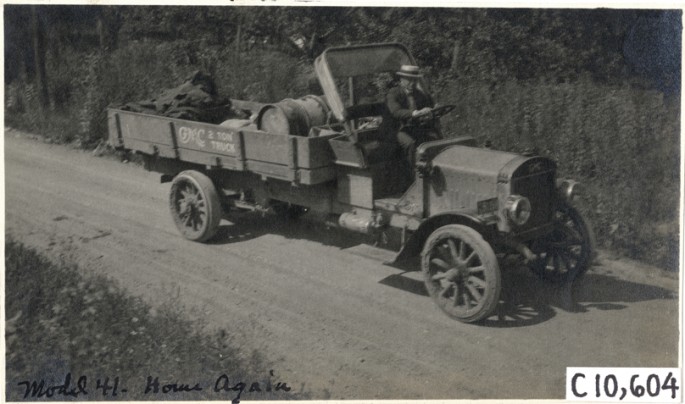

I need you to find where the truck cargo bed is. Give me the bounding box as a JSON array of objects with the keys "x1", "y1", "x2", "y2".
[{"x1": 107, "y1": 108, "x2": 337, "y2": 185}]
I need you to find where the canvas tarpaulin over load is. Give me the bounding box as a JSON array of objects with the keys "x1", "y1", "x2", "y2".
[{"x1": 117, "y1": 71, "x2": 245, "y2": 123}]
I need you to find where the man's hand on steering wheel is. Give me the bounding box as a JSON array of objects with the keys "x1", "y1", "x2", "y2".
[
  {"x1": 410, "y1": 105, "x2": 456, "y2": 123},
  {"x1": 411, "y1": 107, "x2": 433, "y2": 117},
  {"x1": 429, "y1": 104, "x2": 456, "y2": 118}
]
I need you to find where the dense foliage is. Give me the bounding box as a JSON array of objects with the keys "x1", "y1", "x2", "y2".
[{"x1": 4, "y1": 6, "x2": 681, "y2": 269}]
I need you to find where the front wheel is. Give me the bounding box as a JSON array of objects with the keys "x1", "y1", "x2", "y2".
[
  {"x1": 169, "y1": 170, "x2": 223, "y2": 242},
  {"x1": 421, "y1": 225, "x2": 501, "y2": 323},
  {"x1": 530, "y1": 201, "x2": 595, "y2": 283}
]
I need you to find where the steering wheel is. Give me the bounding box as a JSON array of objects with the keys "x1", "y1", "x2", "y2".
[
  {"x1": 427, "y1": 104, "x2": 456, "y2": 119},
  {"x1": 411, "y1": 104, "x2": 456, "y2": 124}
]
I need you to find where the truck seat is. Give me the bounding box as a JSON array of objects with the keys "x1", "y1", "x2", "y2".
[
  {"x1": 359, "y1": 139, "x2": 400, "y2": 166},
  {"x1": 329, "y1": 130, "x2": 400, "y2": 169},
  {"x1": 328, "y1": 102, "x2": 400, "y2": 168}
]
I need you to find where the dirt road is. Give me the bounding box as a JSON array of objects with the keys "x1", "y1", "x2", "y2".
[{"x1": 4, "y1": 129, "x2": 680, "y2": 399}]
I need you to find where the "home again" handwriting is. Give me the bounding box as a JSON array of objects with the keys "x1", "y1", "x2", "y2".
[{"x1": 17, "y1": 370, "x2": 292, "y2": 401}]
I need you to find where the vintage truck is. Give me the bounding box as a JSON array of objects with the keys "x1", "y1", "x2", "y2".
[{"x1": 108, "y1": 43, "x2": 594, "y2": 323}]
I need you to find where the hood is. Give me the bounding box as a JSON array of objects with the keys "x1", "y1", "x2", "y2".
[{"x1": 432, "y1": 146, "x2": 523, "y2": 180}]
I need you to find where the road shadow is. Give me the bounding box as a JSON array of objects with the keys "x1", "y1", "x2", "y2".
[
  {"x1": 487, "y1": 263, "x2": 676, "y2": 327},
  {"x1": 479, "y1": 265, "x2": 558, "y2": 327},
  {"x1": 379, "y1": 258, "x2": 677, "y2": 328},
  {"x1": 566, "y1": 271, "x2": 677, "y2": 310},
  {"x1": 378, "y1": 263, "x2": 557, "y2": 327},
  {"x1": 378, "y1": 271, "x2": 429, "y2": 297}
]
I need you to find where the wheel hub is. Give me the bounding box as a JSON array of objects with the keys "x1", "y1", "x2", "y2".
[
  {"x1": 180, "y1": 193, "x2": 199, "y2": 213},
  {"x1": 445, "y1": 264, "x2": 469, "y2": 283}
]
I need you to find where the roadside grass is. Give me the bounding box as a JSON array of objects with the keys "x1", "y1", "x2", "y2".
[{"x1": 5, "y1": 237, "x2": 302, "y2": 401}]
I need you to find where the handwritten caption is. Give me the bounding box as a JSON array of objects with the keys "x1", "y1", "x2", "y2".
[{"x1": 17, "y1": 370, "x2": 291, "y2": 401}]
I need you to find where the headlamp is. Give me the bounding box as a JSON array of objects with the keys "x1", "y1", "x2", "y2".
[{"x1": 505, "y1": 195, "x2": 531, "y2": 226}]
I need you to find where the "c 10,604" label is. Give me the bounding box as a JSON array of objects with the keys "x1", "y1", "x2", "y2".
[{"x1": 567, "y1": 368, "x2": 681, "y2": 402}]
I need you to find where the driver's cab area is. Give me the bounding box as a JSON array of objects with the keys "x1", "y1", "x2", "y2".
[
  {"x1": 314, "y1": 43, "x2": 420, "y2": 205},
  {"x1": 338, "y1": 72, "x2": 399, "y2": 164}
]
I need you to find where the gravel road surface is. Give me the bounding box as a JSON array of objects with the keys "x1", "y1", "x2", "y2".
[{"x1": 4, "y1": 129, "x2": 680, "y2": 399}]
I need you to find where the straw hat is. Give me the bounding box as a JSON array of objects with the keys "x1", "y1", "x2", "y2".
[{"x1": 396, "y1": 65, "x2": 423, "y2": 78}]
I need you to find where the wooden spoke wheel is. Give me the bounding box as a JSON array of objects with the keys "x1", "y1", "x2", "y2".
[
  {"x1": 169, "y1": 170, "x2": 223, "y2": 242},
  {"x1": 421, "y1": 225, "x2": 501, "y2": 323},
  {"x1": 530, "y1": 202, "x2": 594, "y2": 283}
]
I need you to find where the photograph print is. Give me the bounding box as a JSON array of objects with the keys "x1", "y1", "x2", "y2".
[{"x1": 4, "y1": 4, "x2": 681, "y2": 400}]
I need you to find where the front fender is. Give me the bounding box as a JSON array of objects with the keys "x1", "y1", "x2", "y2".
[{"x1": 393, "y1": 212, "x2": 495, "y2": 265}]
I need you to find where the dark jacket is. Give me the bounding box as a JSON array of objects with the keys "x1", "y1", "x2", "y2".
[{"x1": 381, "y1": 86, "x2": 435, "y2": 135}]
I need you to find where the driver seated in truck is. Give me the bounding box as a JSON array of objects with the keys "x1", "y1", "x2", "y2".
[{"x1": 381, "y1": 65, "x2": 440, "y2": 178}]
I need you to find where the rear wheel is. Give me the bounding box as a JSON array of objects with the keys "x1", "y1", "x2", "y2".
[
  {"x1": 530, "y1": 202, "x2": 594, "y2": 283},
  {"x1": 169, "y1": 170, "x2": 223, "y2": 242},
  {"x1": 421, "y1": 225, "x2": 501, "y2": 323}
]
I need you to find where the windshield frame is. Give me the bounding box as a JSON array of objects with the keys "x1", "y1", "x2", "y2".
[{"x1": 314, "y1": 43, "x2": 420, "y2": 122}]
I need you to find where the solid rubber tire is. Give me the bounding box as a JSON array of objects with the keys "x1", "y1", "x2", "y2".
[
  {"x1": 169, "y1": 170, "x2": 223, "y2": 242},
  {"x1": 421, "y1": 224, "x2": 501, "y2": 323}
]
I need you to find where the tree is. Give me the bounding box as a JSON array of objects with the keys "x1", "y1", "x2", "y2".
[{"x1": 31, "y1": 5, "x2": 49, "y2": 110}]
